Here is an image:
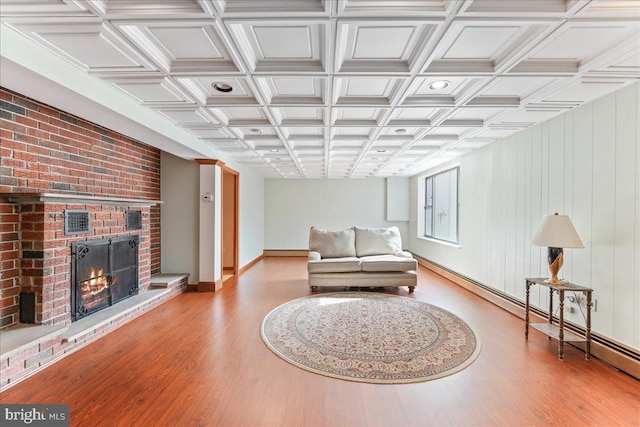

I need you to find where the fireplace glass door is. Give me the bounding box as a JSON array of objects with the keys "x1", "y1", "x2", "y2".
[{"x1": 71, "y1": 236, "x2": 139, "y2": 321}]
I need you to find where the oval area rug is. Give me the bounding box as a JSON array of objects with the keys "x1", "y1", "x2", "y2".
[{"x1": 261, "y1": 292, "x2": 481, "y2": 384}]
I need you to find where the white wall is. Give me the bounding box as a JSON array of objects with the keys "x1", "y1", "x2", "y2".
[
  {"x1": 408, "y1": 82, "x2": 640, "y2": 351},
  {"x1": 265, "y1": 178, "x2": 409, "y2": 249},
  {"x1": 238, "y1": 167, "x2": 265, "y2": 267},
  {"x1": 161, "y1": 152, "x2": 199, "y2": 282},
  {"x1": 161, "y1": 152, "x2": 264, "y2": 283}
]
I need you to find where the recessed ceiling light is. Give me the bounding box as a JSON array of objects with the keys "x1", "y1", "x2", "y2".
[
  {"x1": 249, "y1": 128, "x2": 263, "y2": 134},
  {"x1": 428, "y1": 80, "x2": 450, "y2": 90},
  {"x1": 269, "y1": 148, "x2": 279, "y2": 152},
  {"x1": 394, "y1": 128, "x2": 407, "y2": 135},
  {"x1": 376, "y1": 149, "x2": 387, "y2": 153},
  {"x1": 212, "y1": 82, "x2": 233, "y2": 93}
]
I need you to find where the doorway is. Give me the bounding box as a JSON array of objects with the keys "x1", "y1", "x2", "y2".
[{"x1": 222, "y1": 167, "x2": 239, "y2": 282}]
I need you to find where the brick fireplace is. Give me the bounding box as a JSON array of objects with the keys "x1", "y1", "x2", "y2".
[
  {"x1": 1, "y1": 88, "x2": 162, "y2": 330},
  {"x1": 5, "y1": 194, "x2": 155, "y2": 327}
]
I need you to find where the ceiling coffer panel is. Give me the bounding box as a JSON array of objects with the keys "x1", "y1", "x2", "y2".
[
  {"x1": 339, "y1": 0, "x2": 452, "y2": 14},
  {"x1": 335, "y1": 20, "x2": 443, "y2": 73},
  {"x1": 334, "y1": 76, "x2": 408, "y2": 106},
  {"x1": 104, "y1": 76, "x2": 195, "y2": 107},
  {"x1": 0, "y1": 0, "x2": 94, "y2": 16},
  {"x1": 156, "y1": 107, "x2": 219, "y2": 127},
  {"x1": 273, "y1": 107, "x2": 325, "y2": 127},
  {"x1": 219, "y1": 0, "x2": 327, "y2": 14},
  {"x1": 115, "y1": 21, "x2": 240, "y2": 74},
  {"x1": 510, "y1": 22, "x2": 640, "y2": 75},
  {"x1": 7, "y1": 21, "x2": 158, "y2": 74},
  {"x1": 100, "y1": 0, "x2": 207, "y2": 15},
  {"x1": 424, "y1": 20, "x2": 558, "y2": 74},
  {"x1": 255, "y1": 76, "x2": 326, "y2": 105},
  {"x1": 226, "y1": 20, "x2": 328, "y2": 73}
]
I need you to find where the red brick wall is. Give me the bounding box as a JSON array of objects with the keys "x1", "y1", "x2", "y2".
[
  {"x1": 0, "y1": 88, "x2": 160, "y2": 200},
  {"x1": 150, "y1": 205, "x2": 161, "y2": 277},
  {"x1": 0, "y1": 88, "x2": 162, "y2": 329},
  {"x1": 0, "y1": 203, "x2": 20, "y2": 328}
]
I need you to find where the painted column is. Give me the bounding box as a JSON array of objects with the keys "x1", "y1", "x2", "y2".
[{"x1": 197, "y1": 160, "x2": 223, "y2": 291}]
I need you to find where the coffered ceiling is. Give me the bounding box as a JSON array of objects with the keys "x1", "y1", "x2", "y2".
[{"x1": 1, "y1": 0, "x2": 639, "y2": 178}]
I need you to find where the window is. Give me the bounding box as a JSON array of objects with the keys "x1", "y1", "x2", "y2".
[{"x1": 423, "y1": 167, "x2": 459, "y2": 244}]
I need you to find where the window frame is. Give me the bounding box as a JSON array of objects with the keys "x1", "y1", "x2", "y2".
[{"x1": 423, "y1": 166, "x2": 460, "y2": 245}]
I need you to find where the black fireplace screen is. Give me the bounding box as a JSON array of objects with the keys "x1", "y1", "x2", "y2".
[{"x1": 71, "y1": 236, "x2": 139, "y2": 321}]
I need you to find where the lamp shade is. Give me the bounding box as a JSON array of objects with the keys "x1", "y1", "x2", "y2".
[{"x1": 531, "y1": 213, "x2": 584, "y2": 248}]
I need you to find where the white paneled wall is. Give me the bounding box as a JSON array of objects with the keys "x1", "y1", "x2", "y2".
[{"x1": 409, "y1": 82, "x2": 639, "y2": 350}]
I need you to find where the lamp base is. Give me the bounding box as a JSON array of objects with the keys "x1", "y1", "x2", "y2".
[{"x1": 546, "y1": 247, "x2": 564, "y2": 284}]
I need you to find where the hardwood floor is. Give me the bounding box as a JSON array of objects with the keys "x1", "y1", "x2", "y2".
[{"x1": 2, "y1": 257, "x2": 639, "y2": 426}]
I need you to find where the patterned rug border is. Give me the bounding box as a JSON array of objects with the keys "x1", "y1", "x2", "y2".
[{"x1": 261, "y1": 291, "x2": 482, "y2": 384}]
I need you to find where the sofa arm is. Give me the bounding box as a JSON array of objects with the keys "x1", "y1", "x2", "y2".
[
  {"x1": 394, "y1": 250, "x2": 414, "y2": 259},
  {"x1": 308, "y1": 251, "x2": 322, "y2": 261}
]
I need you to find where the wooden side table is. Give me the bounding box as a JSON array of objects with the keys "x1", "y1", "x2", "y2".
[{"x1": 525, "y1": 278, "x2": 593, "y2": 360}]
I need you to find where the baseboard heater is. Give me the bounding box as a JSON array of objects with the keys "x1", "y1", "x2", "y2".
[{"x1": 413, "y1": 255, "x2": 640, "y2": 372}]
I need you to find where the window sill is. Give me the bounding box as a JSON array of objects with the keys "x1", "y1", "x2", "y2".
[{"x1": 417, "y1": 236, "x2": 461, "y2": 249}]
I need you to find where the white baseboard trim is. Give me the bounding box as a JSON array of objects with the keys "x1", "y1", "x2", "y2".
[{"x1": 415, "y1": 255, "x2": 640, "y2": 380}]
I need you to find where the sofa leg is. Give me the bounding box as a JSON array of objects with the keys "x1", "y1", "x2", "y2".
[
  {"x1": 311, "y1": 286, "x2": 318, "y2": 292},
  {"x1": 408, "y1": 286, "x2": 415, "y2": 293}
]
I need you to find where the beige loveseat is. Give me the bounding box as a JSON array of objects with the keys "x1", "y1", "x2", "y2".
[{"x1": 307, "y1": 226, "x2": 417, "y2": 292}]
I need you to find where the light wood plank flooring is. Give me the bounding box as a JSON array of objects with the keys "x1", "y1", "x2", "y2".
[{"x1": 2, "y1": 257, "x2": 639, "y2": 426}]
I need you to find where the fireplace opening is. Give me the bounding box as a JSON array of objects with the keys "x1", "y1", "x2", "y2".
[{"x1": 71, "y1": 236, "x2": 139, "y2": 321}]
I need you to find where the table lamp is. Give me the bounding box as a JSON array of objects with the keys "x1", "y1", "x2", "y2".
[{"x1": 531, "y1": 213, "x2": 584, "y2": 284}]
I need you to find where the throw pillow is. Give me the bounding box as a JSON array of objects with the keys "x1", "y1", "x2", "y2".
[
  {"x1": 354, "y1": 226, "x2": 402, "y2": 257},
  {"x1": 309, "y1": 227, "x2": 357, "y2": 258}
]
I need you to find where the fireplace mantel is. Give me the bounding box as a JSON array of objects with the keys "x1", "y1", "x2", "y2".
[{"x1": 4, "y1": 192, "x2": 162, "y2": 207}]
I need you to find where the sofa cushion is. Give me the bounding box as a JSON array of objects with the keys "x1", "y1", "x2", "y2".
[
  {"x1": 309, "y1": 227, "x2": 356, "y2": 258},
  {"x1": 308, "y1": 257, "x2": 362, "y2": 273},
  {"x1": 354, "y1": 226, "x2": 402, "y2": 257},
  {"x1": 360, "y1": 255, "x2": 417, "y2": 272}
]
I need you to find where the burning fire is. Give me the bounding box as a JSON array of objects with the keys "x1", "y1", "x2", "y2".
[{"x1": 81, "y1": 267, "x2": 109, "y2": 298}]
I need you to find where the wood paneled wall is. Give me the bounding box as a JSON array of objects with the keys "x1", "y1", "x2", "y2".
[{"x1": 409, "y1": 82, "x2": 639, "y2": 351}]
